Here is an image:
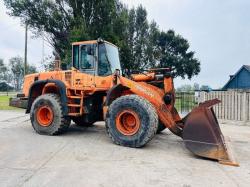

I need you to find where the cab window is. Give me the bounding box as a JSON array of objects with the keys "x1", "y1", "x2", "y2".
[
  {"x1": 80, "y1": 45, "x2": 94, "y2": 69},
  {"x1": 98, "y1": 44, "x2": 112, "y2": 76},
  {"x1": 72, "y1": 45, "x2": 79, "y2": 69}
]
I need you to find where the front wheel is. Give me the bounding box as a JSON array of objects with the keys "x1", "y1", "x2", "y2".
[
  {"x1": 30, "y1": 94, "x2": 70, "y2": 135},
  {"x1": 106, "y1": 95, "x2": 158, "y2": 148}
]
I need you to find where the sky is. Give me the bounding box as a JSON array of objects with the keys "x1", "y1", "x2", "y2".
[
  {"x1": 0, "y1": 1, "x2": 51, "y2": 70},
  {"x1": 1, "y1": 0, "x2": 250, "y2": 88}
]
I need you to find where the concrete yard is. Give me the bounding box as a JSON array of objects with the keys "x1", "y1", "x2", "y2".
[{"x1": 0, "y1": 110, "x2": 250, "y2": 187}]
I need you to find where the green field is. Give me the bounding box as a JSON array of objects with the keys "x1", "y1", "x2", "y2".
[{"x1": 0, "y1": 95, "x2": 21, "y2": 110}]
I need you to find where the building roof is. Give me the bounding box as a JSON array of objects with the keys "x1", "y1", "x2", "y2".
[
  {"x1": 223, "y1": 65, "x2": 250, "y2": 89},
  {"x1": 244, "y1": 65, "x2": 250, "y2": 72}
]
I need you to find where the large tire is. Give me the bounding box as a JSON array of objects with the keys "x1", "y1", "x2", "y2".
[
  {"x1": 30, "y1": 94, "x2": 70, "y2": 135},
  {"x1": 157, "y1": 121, "x2": 166, "y2": 133},
  {"x1": 106, "y1": 95, "x2": 158, "y2": 148}
]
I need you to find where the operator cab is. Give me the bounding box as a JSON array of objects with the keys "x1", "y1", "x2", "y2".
[{"x1": 72, "y1": 39, "x2": 121, "y2": 76}]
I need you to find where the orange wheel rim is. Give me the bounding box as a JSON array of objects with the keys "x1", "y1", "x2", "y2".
[
  {"x1": 116, "y1": 110, "x2": 140, "y2": 136},
  {"x1": 36, "y1": 106, "x2": 54, "y2": 127}
]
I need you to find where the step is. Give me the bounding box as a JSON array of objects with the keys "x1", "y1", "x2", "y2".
[
  {"x1": 67, "y1": 104, "x2": 81, "y2": 107},
  {"x1": 68, "y1": 113, "x2": 81, "y2": 116},
  {"x1": 68, "y1": 96, "x2": 82, "y2": 99}
]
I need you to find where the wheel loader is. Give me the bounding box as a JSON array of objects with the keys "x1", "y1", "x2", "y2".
[{"x1": 10, "y1": 39, "x2": 238, "y2": 166}]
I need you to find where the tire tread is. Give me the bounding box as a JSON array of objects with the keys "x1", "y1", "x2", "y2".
[
  {"x1": 106, "y1": 94, "x2": 158, "y2": 147},
  {"x1": 30, "y1": 93, "x2": 70, "y2": 135}
]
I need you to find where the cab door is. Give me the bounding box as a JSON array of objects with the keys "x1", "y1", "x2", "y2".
[
  {"x1": 94, "y1": 43, "x2": 113, "y2": 89},
  {"x1": 73, "y1": 44, "x2": 96, "y2": 88}
]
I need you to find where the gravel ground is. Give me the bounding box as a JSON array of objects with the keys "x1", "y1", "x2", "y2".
[{"x1": 0, "y1": 110, "x2": 249, "y2": 187}]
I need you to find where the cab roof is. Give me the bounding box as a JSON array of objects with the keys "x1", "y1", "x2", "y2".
[{"x1": 72, "y1": 40, "x2": 118, "y2": 48}]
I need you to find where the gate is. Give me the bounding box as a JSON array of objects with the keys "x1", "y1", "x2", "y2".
[{"x1": 175, "y1": 92, "x2": 197, "y2": 116}]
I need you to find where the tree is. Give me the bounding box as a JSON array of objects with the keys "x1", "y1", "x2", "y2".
[
  {"x1": 4, "y1": 0, "x2": 71, "y2": 60},
  {"x1": 146, "y1": 21, "x2": 160, "y2": 68},
  {"x1": 9, "y1": 56, "x2": 24, "y2": 90},
  {"x1": 0, "y1": 59, "x2": 14, "y2": 89},
  {"x1": 9, "y1": 56, "x2": 23, "y2": 90},
  {"x1": 42, "y1": 56, "x2": 57, "y2": 71},
  {"x1": 133, "y1": 5, "x2": 149, "y2": 69},
  {"x1": 176, "y1": 84, "x2": 194, "y2": 92},
  {"x1": 4, "y1": 0, "x2": 201, "y2": 80},
  {"x1": 193, "y1": 83, "x2": 200, "y2": 91},
  {"x1": 27, "y1": 64, "x2": 37, "y2": 74},
  {"x1": 3, "y1": 0, "x2": 121, "y2": 61},
  {"x1": 200, "y1": 85, "x2": 212, "y2": 91},
  {"x1": 9, "y1": 56, "x2": 37, "y2": 90},
  {"x1": 125, "y1": 6, "x2": 155, "y2": 70},
  {"x1": 156, "y1": 30, "x2": 200, "y2": 79},
  {"x1": 0, "y1": 59, "x2": 8, "y2": 81},
  {"x1": 0, "y1": 82, "x2": 14, "y2": 92}
]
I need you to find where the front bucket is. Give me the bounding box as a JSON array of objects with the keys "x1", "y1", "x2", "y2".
[{"x1": 182, "y1": 99, "x2": 239, "y2": 166}]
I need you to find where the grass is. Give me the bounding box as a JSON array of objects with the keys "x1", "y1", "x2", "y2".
[{"x1": 0, "y1": 95, "x2": 22, "y2": 110}]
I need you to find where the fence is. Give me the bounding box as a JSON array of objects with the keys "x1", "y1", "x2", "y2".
[
  {"x1": 199, "y1": 91, "x2": 250, "y2": 122},
  {"x1": 1, "y1": 90, "x2": 249, "y2": 122},
  {"x1": 0, "y1": 92, "x2": 18, "y2": 97},
  {"x1": 175, "y1": 92, "x2": 197, "y2": 116}
]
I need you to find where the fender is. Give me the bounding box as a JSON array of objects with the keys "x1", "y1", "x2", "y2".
[
  {"x1": 118, "y1": 76, "x2": 177, "y2": 129},
  {"x1": 26, "y1": 79, "x2": 68, "y2": 116},
  {"x1": 105, "y1": 84, "x2": 129, "y2": 106}
]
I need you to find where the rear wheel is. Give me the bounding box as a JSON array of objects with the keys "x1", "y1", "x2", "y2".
[
  {"x1": 106, "y1": 95, "x2": 158, "y2": 148},
  {"x1": 30, "y1": 94, "x2": 70, "y2": 135}
]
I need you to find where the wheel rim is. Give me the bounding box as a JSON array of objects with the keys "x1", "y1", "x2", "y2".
[
  {"x1": 116, "y1": 110, "x2": 140, "y2": 136},
  {"x1": 36, "y1": 106, "x2": 54, "y2": 127}
]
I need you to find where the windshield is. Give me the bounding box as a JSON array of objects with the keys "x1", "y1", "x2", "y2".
[{"x1": 98, "y1": 43, "x2": 121, "y2": 76}]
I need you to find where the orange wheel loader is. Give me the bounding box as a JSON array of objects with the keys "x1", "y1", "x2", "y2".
[{"x1": 9, "y1": 39, "x2": 238, "y2": 166}]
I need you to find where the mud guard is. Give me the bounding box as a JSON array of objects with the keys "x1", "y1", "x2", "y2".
[
  {"x1": 25, "y1": 80, "x2": 68, "y2": 116},
  {"x1": 105, "y1": 84, "x2": 129, "y2": 106}
]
